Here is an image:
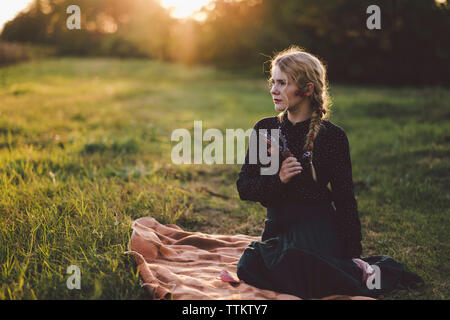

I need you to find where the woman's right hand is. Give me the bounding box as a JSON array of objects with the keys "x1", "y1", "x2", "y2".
[{"x1": 279, "y1": 157, "x2": 303, "y2": 184}]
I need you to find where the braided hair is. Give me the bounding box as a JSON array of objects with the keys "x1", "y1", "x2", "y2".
[{"x1": 269, "y1": 45, "x2": 332, "y2": 182}]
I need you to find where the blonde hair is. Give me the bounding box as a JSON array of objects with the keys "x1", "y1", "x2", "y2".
[{"x1": 268, "y1": 45, "x2": 332, "y2": 182}]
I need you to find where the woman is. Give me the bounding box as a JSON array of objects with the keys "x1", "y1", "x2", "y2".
[{"x1": 235, "y1": 46, "x2": 423, "y2": 299}]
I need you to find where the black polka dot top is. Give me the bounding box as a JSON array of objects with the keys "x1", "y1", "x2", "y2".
[{"x1": 236, "y1": 112, "x2": 363, "y2": 258}]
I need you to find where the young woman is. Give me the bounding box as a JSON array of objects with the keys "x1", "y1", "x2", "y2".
[{"x1": 235, "y1": 46, "x2": 423, "y2": 299}]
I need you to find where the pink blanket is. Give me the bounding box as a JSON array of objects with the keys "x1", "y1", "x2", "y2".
[{"x1": 127, "y1": 217, "x2": 374, "y2": 300}]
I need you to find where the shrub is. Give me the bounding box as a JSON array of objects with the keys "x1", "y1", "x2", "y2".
[{"x1": 0, "y1": 41, "x2": 31, "y2": 66}]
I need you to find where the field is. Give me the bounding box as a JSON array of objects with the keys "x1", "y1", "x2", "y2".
[{"x1": 0, "y1": 58, "x2": 449, "y2": 299}]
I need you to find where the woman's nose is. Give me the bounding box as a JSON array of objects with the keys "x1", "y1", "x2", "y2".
[{"x1": 270, "y1": 85, "x2": 278, "y2": 95}]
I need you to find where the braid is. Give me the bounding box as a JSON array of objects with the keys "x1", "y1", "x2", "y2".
[{"x1": 304, "y1": 107, "x2": 324, "y2": 183}]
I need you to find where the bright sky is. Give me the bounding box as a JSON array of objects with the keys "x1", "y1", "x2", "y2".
[{"x1": 0, "y1": 0, "x2": 34, "y2": 32}]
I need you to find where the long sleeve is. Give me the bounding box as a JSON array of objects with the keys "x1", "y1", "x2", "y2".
[
  {"x1": 236, "y1": 121, "x2": 288, "y2": 207},
  {"x1": 329, "y1": 130, "x2": 362, "y2": 258}
]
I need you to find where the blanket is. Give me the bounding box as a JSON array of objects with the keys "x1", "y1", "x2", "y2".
[{"x1": 126, "y1": 217, "x2": 375, "y2": 300}]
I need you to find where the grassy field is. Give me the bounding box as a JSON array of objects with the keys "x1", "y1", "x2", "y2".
[{"x1": 0, "y1": 57, "x2": 449, "y2": 300}]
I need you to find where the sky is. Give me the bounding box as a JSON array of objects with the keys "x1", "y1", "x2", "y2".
[
  {"x1": 0, "y1": 0, "x2": 212, "y2": 33},
  {"x1": 0, "y1": 0, "x2": 34, "y2": 32}
]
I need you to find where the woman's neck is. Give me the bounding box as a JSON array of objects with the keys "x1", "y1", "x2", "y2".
[{"x1": 287, "y1": 101, "x2": 313, "y2": 125}]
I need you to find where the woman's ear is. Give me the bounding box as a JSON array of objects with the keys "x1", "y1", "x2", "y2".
[
  {"x1": 296, "y1": 83, "x2": 314, "y2": 97},
  {"x1": 305, "y1": 83, "x2": 314, "y2": 96}
]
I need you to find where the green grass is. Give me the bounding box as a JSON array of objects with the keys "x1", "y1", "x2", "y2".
[{"x1": 0, "y1": 57, "x2": 449, "y2": 299}]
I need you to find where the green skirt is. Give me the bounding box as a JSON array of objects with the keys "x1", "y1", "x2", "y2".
[{"x1": 236, "y1": 202, "x2": 423, "y2": 299}]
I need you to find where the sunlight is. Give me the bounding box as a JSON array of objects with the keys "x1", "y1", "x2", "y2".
[
  {"x1": 0, "y1": 0, "x2": 34, "y2": 31},
  {"x1": 160, "y1": 0, "x2": 213, "y2": 21}
]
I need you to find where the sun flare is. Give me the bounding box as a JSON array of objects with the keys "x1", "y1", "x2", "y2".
[{"x1": 160, "y1": 0, "x2": 213, "y2": 20}]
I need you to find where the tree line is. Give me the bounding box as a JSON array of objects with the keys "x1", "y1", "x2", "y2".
[{"x1": 1, "y1": 0, "x2": 449, "y2": 85}]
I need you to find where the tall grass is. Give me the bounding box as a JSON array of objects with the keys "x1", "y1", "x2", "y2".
[{"x1": 0, "y1": 57, "x2": 448, "y2": 299}]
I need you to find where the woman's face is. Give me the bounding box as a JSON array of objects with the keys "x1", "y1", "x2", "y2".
[{"x1": 270, "y1": 65, "x2": 302, "y2": 112}]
